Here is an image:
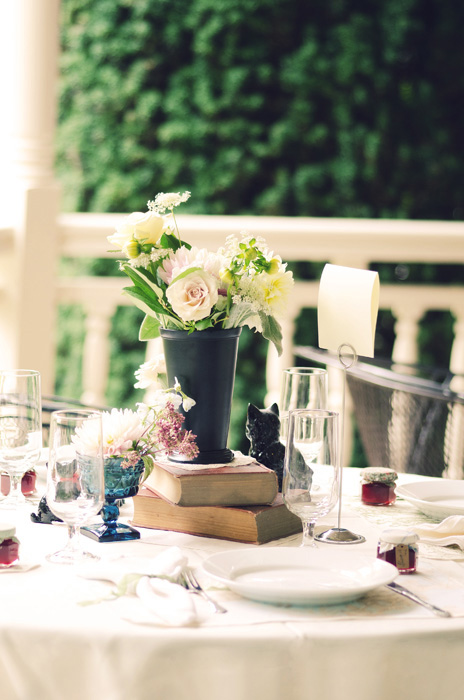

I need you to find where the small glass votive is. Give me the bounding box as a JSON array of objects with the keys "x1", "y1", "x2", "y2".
[
  {"x1": 377, "y1": 528, "x2": 419, "y2": 574},
  {"x1": 1, "y1": 469, "x2": 37, "y2": 497},
  {"x1": 361, "y1": 467, "x2": 398, "y2": 506},
  {"x1": 0, "y1": 523, "x2": 20, "y2": 567}
]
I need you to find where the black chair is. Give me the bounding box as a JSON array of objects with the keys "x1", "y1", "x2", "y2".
[{"x1": 294, "y1": 346, "x2": 464, "y2": 478}]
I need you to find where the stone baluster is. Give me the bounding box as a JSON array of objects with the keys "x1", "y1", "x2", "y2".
[
  {"x1": 265, "y1": 304, "x2": 299, "y2": 408},
  {"x1": 389, "y1": 304, "x2": 424, "y2": 473},
  {"x1": 391, "y1": 304, "x2": 424, "y2": 365},
  {"x1": 445, "y1": 308, "x2": 464, "y2": 478},
  {"x1": 81, "y1": 303, "x2": 116, "y2": 406}
]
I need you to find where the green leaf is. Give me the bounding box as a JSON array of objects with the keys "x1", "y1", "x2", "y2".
[
  {"x1": 159, "y1": 232, "x2": 180, "y2": 250},
  {"x1": 259, "y1": 312, "x2": 283, "y2": 357},
  {"x1": 141, "y1": 455, "x2": 154, "y2": 482},
  {"x1": 122, "y1": 265, "x2": 164, "y2": 299},
  {"x1": 224, "y1": 301, "x2": 258, "y2": 329},
  {"x1": 122, "y1": 287, "x2": 165, "y2": 316},
  {"x1": 169, "y1": 266, "x2": 203, "y2": 285},
  {"x1": 194, "y1": 317, "x2": 214, "y2": 330},
  {"x1": 139, "y1": 314, "x2": 160, "y2": 340}
]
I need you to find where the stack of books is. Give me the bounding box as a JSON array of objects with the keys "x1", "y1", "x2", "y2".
[{"x1": 131, "y1": 454, "x2": 302, "y2": 544}]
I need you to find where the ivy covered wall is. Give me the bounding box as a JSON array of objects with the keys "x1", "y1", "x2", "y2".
[{"x1": 58, "y1": 0, "x2": 464, "y2": 219}]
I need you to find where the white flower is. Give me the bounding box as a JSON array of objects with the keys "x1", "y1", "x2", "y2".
[
  {"x1": 130, "y1": 248, "x2": 168, "y2": 269},
  {"x1": 182, "y1": 396, "x2": 196, "y2": 412},
  {"x1": 73, "y1": 408, "x2": 145, "y2": 458},
  {"x1": 148, "y1": 191, "x2": 191, "y2": 214},
  {"x1": 166, "y1": 269, "x2": 219, "y2": 322},
  {"x1": 255, "y1": 269, "x2": 294, "y2": 318},
  {"x1": 107, "y1": 211, "x2": 165, "y2": 252},
  {"x1": 149, "y1": 390, "x2": 183, "y2": 410},
  {"x1": 134, "y1": 355, "x2": 167, "y2": 389}
]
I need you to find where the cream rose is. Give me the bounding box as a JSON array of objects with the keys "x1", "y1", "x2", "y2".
[
  {"x1": 108, "y1": 211, "x2": 165, "y2": 251},
  {"x1": 166, "y1": 270, "x2": 219, "y2": 322}
]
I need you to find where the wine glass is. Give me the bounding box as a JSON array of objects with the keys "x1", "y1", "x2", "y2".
[
  {"x1": 0, "y1": 369, "x2": 42, "y2": 510},
  {"x1": 46, "y1": 410, "x2": 104, "y2": 564},
  {"x1": 282, "y1": 409, "x2": 340, "y2": 547},
  {"x1": 279, "y1": 367, "x2": 328, "y2": 445}
]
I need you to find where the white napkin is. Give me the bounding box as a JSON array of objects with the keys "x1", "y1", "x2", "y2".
[
  {"x1": 78, "y1": 546, "x2": 199, "y2": 626},
  {"x1": 413, "y1": 516, "x2": 464, "y2": 549}
]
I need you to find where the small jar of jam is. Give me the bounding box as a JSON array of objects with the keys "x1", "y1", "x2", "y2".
[
  {"x1": 361, "y1": 467, "x2": 398, "y2": 506},
  {"x1": 377, "y1": 528, "x2": 418, "y2": 574},
  {"x1": 0, "y1": 523, "x2": 20, "y2": 567},
  {"x1": 1, "y1": 469, "x2": 37, "y2": 497}
]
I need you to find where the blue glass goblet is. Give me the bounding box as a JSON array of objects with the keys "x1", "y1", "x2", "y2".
[{"x1": 82, "y1": 456, "x2": 145, "y2": 542}]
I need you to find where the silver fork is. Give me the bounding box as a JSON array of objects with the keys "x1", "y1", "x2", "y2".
[{"x1": 182, "y1": 567, "x2": 227, "y2": 614}]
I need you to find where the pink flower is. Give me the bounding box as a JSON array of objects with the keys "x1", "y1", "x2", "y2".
[{"x1": 159, "y1": 246, "x2": 225, "y2": 286}]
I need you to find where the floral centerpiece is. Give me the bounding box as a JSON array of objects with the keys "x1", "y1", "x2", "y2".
[
  {"x1": 107, "y1": 191, "x2": 293, "y2": 356},
  {"x1": 76, "y1": 382, "x2": 198, "y2": 542},
  {"x1": 108, "y1": 191, "x2": 294, "y2": 465}
]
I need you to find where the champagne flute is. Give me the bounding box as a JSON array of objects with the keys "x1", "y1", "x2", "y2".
[
  {"x1": 279, "y1": 368, "x2": 328, "y2": 445},
  {"x1": 282, "y1": 409, "x2": 340, "y2": 547},
  {"x1": 46, "y1": 410, "x2": 104, "y2": 564},
  {"x1": 0, "y1": 370, "x2": 42, "y2": 510}
]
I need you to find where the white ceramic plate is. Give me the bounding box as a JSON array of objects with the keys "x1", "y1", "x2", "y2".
[
  {"x1": 202, "y1": 547, "x2": 397, "y2": 606},
  {"x1": 397, "y1": 480, "x2": 464, "y2": 518}
]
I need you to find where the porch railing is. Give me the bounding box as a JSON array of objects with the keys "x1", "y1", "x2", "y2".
[{"x1": 57, "y1": 213, "x2": 464, "y2": 408}]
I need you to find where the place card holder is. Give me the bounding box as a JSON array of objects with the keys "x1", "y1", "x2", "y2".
[
  {"x1": 314, "y1": 263, "x2": 380, "y2": 544},
  {"x1": 315, "y1": 344, "x2": 366, "y2": 544}
]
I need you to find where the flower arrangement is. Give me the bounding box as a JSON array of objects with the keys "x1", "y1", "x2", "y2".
[
  {"x1": 73, "y1": 382, "x2": 198, "y2": 475},
  {"x1": 108, "y1": 191, "x2": 294, "y2": 355}
]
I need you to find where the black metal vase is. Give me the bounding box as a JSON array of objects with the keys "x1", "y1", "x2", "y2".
[{"x1": 160, "y1": 327, "x2": 242, "y2": 464}]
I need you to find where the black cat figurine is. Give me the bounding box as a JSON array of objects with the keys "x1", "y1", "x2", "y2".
[
  {"x1": 246, "y1": 403, "x2": 285, "y2": 490},
  {"x1": 30, "y1": 495, "x2": 63, "y2": 524}
]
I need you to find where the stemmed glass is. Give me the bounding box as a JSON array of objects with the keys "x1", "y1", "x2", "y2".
[
  {"x1": 0, "y1": 370, "x2": 42, "y2": 510},
  {"x1": 282, "y1": 409, "x2": 340, "y2": 547},
  {"x1": 46, "y1": 410, "x2": 104, "y2": 564},
  {"x1": 279, "y1": 367, "x2": 328, "y2": 445}
]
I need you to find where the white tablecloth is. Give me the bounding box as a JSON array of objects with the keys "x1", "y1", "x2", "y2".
[{"x1": 1, "y1": 468, "x2": 464, "y2": 700}]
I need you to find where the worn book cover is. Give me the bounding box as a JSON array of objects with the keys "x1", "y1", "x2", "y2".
[
  {"x1": 144, "y1": 453, "x2": 278, "y2": 507},
  {"x1": 132, "y1": 486, "x2": 302, "y2": 544}
]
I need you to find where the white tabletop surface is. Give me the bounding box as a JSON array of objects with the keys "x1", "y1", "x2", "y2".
[{"x1": 1, "y1": 466, "x2": 464, "y2": 700}]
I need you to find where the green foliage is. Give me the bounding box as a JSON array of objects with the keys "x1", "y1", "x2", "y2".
[
  {"x1": 58, "y1": 0, "x2": 464, "y2": 220},
  {"x1": 56, "y1": 0, "x2": 464, "y2": 451}
]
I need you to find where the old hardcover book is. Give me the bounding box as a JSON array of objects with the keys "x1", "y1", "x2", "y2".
[
  {"x1": 144, "y1": 454, "x2": 278, "y2": 507},
  {"x1": 132, "y1": 486, "x2": 302, "y2": 544}
]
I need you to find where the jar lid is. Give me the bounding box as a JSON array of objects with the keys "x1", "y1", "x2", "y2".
[
  {"x1": 379, "y1": 527, "x2": 419, "y2": 545},
  {"x1": 361, "y1": 467, "x2": 398, "y2": 483},
  {"x1": 0, "y1": 522, "x2": 16, "y2": 539}
]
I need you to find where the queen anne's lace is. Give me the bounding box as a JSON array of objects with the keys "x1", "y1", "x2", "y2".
[{"x1": 148, "y1": 191, "x2": 191, "y2": 214}]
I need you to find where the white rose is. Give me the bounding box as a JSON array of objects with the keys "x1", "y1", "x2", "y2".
[
  {"x1": 134, "y1": 355, "x2": 167, "y2": 389},
  {"x1": 166, "y1": 270, "x2": 219, "y2": 322},
  {"x1": 107, "y1": 211, "x2": 165, "y2": 250}
]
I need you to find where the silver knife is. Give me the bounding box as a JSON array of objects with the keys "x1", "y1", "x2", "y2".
[{"x1": 386, "y1": 581, "x2": 452, "y2": 618}]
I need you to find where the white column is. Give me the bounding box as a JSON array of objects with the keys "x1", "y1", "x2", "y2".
[
  {"x1": 445, "y1": 308, "x2": 464, "y2": 478},
  {"x1": 391, "y1": 304, "x2": 424, "y2": 365},
  {"x1": 265, "y1": 303, "x2": 299, "y2": 407},
  {"x1": 0, "y1": 0, "x2": 61, "y2": 394},
  {"x1": 81, "y1": 303, "x2": 116, "y2": 407}
]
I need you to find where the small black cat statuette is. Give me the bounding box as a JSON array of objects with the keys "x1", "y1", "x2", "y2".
[
  {"x1": 30, "y1": 495, "x2": 63, "y2": 524},
  {"x1": 246, "y1": 403, "x2": 285, "y2": 490}
]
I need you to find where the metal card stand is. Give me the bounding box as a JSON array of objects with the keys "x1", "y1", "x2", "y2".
[{"x1": 315, "y1": 343, "x2": 366, "y2": 544}]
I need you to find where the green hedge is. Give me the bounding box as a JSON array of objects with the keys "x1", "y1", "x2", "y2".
[{"x1": 56, "y1": 0, "x2": 464, "y2": 456}]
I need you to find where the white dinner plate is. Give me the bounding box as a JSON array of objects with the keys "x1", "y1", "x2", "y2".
[
  {"x1": 396, "y1": 480, "x2": 464, "y2": 519},
  {"x1": 202, "y1": 547, "x2": 397, "y2": 606}
]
